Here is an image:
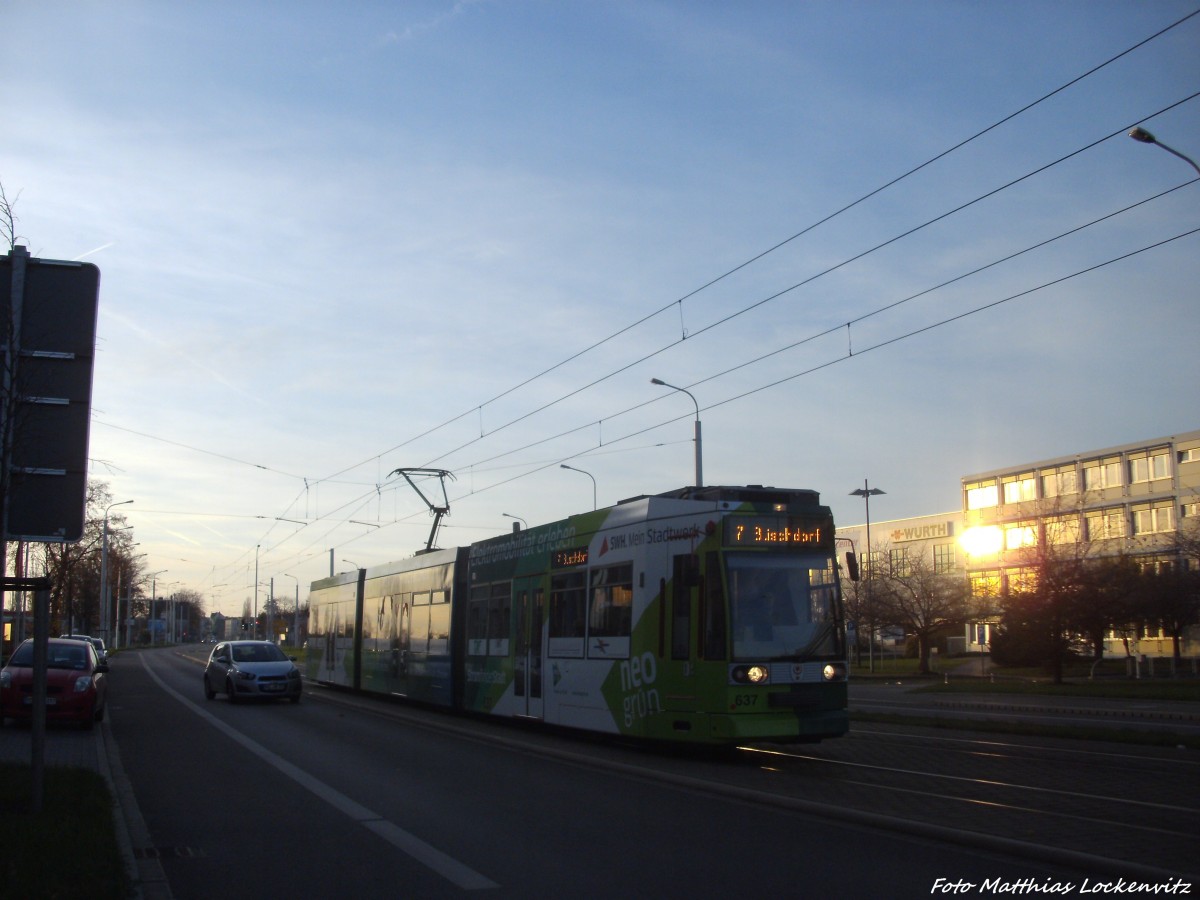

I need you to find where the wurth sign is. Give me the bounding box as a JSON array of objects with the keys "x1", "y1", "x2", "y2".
[{"x1": 1, "y1": 246, "x2": 100, "y2": 542}]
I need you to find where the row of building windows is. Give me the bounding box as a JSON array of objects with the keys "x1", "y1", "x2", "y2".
[
  {"x1": 862, "y1": 500, "x2": 1196, "y2": 576},
  {"x1": 996, "y1": 500, "x2": 1193, "y2": 549},
  {"x1": 965, "y1": 447, "x2": 1194, "y2": 510}
]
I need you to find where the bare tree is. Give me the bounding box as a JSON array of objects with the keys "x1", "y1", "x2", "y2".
[
  {"x1": 874, "y1": 546, "x2": 972, "y2": 674},
  {"x1": 0, "y1": 176, "x2": 19, "y2": 251}
]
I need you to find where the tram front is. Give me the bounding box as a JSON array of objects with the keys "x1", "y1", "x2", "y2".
[{"x1": 711, "y1": 495, "x2": 849, "y2": 743}]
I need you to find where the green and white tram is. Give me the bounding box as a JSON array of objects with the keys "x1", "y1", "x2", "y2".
[{"x1": 305, "y1": 485, "x2": 849, "y2": 746}]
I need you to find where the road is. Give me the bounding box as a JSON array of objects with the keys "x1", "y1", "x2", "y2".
[{"x1": 104, "y1": 648, "x2": 1195, "y2": 898}]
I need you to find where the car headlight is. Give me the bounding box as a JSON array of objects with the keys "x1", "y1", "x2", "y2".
[
  {"x1": 74, "y1": 676, "x2": 94, "y2": 693},
  {"x1": 235, "y1": 669, "x2": 257, "y2": 681},
  {"x1": 287, "y1": 669, "x2": 301, "y2": 680},
  {"x1": 0, "y1": 671, "x2": 10, "y2": 688},
  {"x1": 730, "y1": 664, "x2": 770, "y2": 684}
]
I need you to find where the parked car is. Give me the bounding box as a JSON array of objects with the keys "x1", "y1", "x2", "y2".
[
  {"x1": 0, "y1": 637, "x2": 109, "y2": 729},
  {"x1": 203, "y1": 640, "x2": 302, "y2": 704},
  {"x1": 60, "y1": 633, "x2": 108, "y2": 662}
]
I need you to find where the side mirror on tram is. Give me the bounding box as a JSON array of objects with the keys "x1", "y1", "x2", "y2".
[{"x1": 844, "y1": 551, "x2": 860, "y2": 582}]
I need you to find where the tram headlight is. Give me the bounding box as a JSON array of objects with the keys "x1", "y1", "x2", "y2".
[
  {"x1": 822, "y1": 663, "x2": 846, "y2": 681},
  {"x1": 730, "y1": 664, "x2": 770, "y2": 684}
]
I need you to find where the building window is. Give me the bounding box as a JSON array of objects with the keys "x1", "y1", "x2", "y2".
[
  {"x1": 965, "y1": 480, "x2": 998, "y2": 510},
  {"x1": 1085, "y1": 507, "x2": 1126, "y2": 541},
  {"x1": 1045, "y1": 514, "x2": 1081, "y2": 545},
  {"x1": 889, "y1": 547, "x2": 911, "y2": 576},
  {"x1": 1177, "y1": 448, "x2": 1200, "y2": 465},
  {"x1": 1132, "y1": 502, "x2": 1175, "y2": 535},
  {"x1": 1129, "y1": 449, "x2": 1170, "y2": 484},
  {"x1": 969, "y1": 570, "x2": 1001, "y2": 598},
  {"x1": 1082, "y1": 457, "x2": 1122, "y2": 491},
  {"x1": 1004, "y1": 521, "x2": 1037, "y2": 550},
  {"x1": 933, "y1": 543, "x2": 955, "y2": 574},
  {"x1": 1006, "y1": 567, "x2": 1038, "y2": 594},
  {"x1": 1183, "y1": 501, "x2": 1200, "y2": 519},
  {"x1": 1002, "y1": 473, "x2": 1035, "y2": 504},
  {"x1": 1041, "y1": 466, "x2": 1078, "y2": 499}
]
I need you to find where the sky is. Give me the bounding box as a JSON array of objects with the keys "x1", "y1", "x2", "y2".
[{"x1": 3, "y1": 1, "x2": 1198, "y2": 618}]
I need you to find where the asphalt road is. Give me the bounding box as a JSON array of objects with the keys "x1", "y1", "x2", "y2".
[{"x1": 91, "y1": 647, "x2": 1195, "y2": 899}]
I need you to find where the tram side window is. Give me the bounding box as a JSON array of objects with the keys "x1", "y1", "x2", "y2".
[
  {"x1": 488, "y1": 582, "x2": 512, "y2": 655},
  {"x1": 588, "y1": 564, "x2": 633, "y2": 659},
  {"x1": 429, "y1": 589, "x2": 450, "y2": 655},
  {"x1": 467, "y1": 585, "x2": 489, "y2": 656},
  {"x1": 589, "y1": 564, "x2": 633, "y2": 637},
  {"x1": 549, "y1": 571, "x2": 586, "y2": 658},
  {"x1": 810, "y1": 561, "x2": 837, "y2": 624},
  {"x1": 411, "y1": 591, "x2": 431, "y2": 653},
  {"x1": 671, "y1": 556, "x2": 692, "y2": 660},
  {"x1": 701, "y1": 551, "x2": 726, "y2": 660}
]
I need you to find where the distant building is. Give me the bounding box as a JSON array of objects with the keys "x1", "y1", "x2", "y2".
[{"x1": 837, "y1": 429, "x2": 1200, "y2": 659}]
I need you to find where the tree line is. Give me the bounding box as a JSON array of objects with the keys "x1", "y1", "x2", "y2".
[
  {"x1": 843, "y1": 523, "x2": 1200, "y2": 683},
  {"x1": 3, "y1": 481, "x2": 206, "y2": 647}
]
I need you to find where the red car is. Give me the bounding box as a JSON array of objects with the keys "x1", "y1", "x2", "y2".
[{"x1": 0, "y1": 637, "x2": 109, "y2": 729}]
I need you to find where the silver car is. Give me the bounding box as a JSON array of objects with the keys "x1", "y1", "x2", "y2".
[
  {"x1": 203, "y1": 640, "x2": 302, "y2": 703},
  {"x1": 60, "y1": 633, "x2": 108, "y2": 663}
]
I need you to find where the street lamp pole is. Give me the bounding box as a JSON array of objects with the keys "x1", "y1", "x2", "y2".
[
  {"x1": 560, "y1": 464, "x2": 597, "y2": 511},
  {"x1": 100, "y1": 500, "x2": 133, "y2": 646},
  {"x1": 850, "y1": 480, "x2": 885, "y2": 674},
  {"x1": 1128, "y1": 126, "x2": 1200, "y2": 176},
  {"x1": 650, "y1": 378, "x2": 703, "y2": 487},
  {"x1": 502, "y1": 513, "x2": 527, "y2": 532}
]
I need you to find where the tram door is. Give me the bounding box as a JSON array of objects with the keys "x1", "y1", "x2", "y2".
[{"x1": 513, "y1": 577, "x2": 545, "y2": 718}]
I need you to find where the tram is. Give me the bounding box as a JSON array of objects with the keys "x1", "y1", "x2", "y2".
[{"x1": 305, "y1": 485, "x2": 850, "y2": 746}]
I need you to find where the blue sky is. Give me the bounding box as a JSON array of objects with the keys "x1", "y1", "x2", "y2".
[{"x1": 4, "y1": 1, "x2": 1198, "y2": 617}]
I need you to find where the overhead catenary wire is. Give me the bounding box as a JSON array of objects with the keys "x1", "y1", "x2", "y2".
[
  {"x1": 292, "y1": 10, "x2": 1200, "y2": 490},
  {"x1": 104, "y1": 13, "x2": 1199, "y2": 594}
]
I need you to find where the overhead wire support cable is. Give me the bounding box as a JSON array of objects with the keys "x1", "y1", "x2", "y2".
[
  {"x1": 411, "y1": 92, "x2": 1200, "y2": 476},
  {"x1": 203, "y1": 15, "x2": 1200, "y2": 584},
  {"x1": 448, "y1": 180, "x2": 1199, "y2": 477}
]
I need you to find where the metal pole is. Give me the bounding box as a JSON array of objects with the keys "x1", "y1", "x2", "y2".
[
  {"x1": 560, "y1": 464, "x2": 597, "y2": 510},
  {"x1": 850, "y1": 480, "x2": 885, "y2": 674},
  {"x1": 651, "y1": 378, "x2": 703, "y2": 487}
]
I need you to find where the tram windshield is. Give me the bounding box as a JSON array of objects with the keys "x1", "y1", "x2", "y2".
[{"x1": 725, "y1": 551, "x2": 841, "y2": 660}]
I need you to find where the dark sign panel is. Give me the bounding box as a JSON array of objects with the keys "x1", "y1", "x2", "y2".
[{"x1": 1, "y1": 249, "x2": 100, "y2": 542}]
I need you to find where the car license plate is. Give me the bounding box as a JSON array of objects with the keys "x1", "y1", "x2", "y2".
[
  {"x1": 262, "y1": 683, "x2": 285, "y2": 692},
  {"x1": 23, "y1": 697, "x2": 57, "y2": 706}
]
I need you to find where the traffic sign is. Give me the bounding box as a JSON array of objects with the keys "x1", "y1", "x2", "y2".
[{"x1": 1, "y1": 246, "x2": 101, "y2": 542}]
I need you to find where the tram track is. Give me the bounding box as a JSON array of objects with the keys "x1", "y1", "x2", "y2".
[
  {"x1": 292, "y1": 676, "x2": 1198, "y2": 881},
  {"x1": 732, "y1": 726, "x2": 1198, "y2": 879}
]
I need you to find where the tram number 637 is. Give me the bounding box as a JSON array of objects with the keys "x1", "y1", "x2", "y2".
[{"x1": 734, "y1": 694, "x2": 759, "y2": 707}]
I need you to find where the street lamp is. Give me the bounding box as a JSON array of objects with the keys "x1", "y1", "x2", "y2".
[
  {"x1": 850, "y1": 480, "x2": 885, "y2": 674},
  {"x1": 502, "y1": 513, "x2": 528, "y2": 532},
  {"x1": 1128, "y1": 126, "x2": 1200, "y2": 176},
  {"x1": 560, "y1": 464, "x2": 597, "y2": 511},
  {"x1": 650, "y1": 378, "x2": 703, "y2": 487},
  {"x1": 140, "y1": 570, "x2": 166, "y2": 647},
  {"x1": 100, "y1": 499, "x2": 133, "y2": 645}
]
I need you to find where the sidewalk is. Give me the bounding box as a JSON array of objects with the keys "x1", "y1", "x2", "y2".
[{"x1": 0, "y1": 716, "x2": 172, "y2": 900}]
